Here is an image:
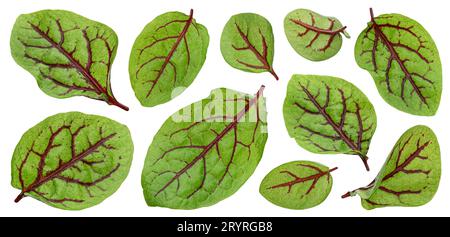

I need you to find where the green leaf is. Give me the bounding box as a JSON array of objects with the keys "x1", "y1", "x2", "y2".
[
  {"x1": 220, "y1": 13, "x2": 278, "y2": 80},
  {"x1": 10, "y1": 10, "x2": 128, "y2": 111},
  {"x1": 129, "y1": 9, "x2": 209, "y2": 107},
  {"x1": 355, "y1": 9, "x2": 442, "y2": 116},
  {"x1": 284, "y1": 9, "x2": 350, "y2": 61},
  {"x1": 342, "y1": 125, "x2": 441, "y2": 210},
  {"x1": 11, "y1": 112, "x2": 134, "y2": 210},
  {"x1": 283, "y1": 75, "x2": 377, "y2": 171},
  {"x1": 141, "y1": 86, "x2": 268, "y2": 209},
  {"x1": 260, "y1": 161, "x2": 336, "y2": 210}
]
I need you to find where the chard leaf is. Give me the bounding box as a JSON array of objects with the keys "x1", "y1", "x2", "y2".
[
  {"x1": 129, "y1": 9, "x2": 209, "y2": 107},
  {"x1": 141, "y1": 86, "x2": 268, "y2": 209},
  {"x1": 260, "y1": 161, "x2": 336, "y2": 210},
  {"x1": 283, "y1": 75, "x2": 377, "y2": 171},
  {"x1": 284, "y1": 9, "x2": 350, "y2": 61},
  {"x1": 342, "y1": 125, "x2": 441, "y2": 210},
  {"x1": 220, "y1": 13, "x2": 278, "y2": 80},
  {"x1": 11, "y1": 112, "x2": 134, "y2": 210},
  {"x1": 10, "y1": 10, "x2": 128, "y2": 111},
  {"x1": 355, "y1": 9, "x2": 442, "y2": 116}
]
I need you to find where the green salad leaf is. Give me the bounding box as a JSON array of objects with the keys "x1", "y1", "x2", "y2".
[
  {"x1": 129, "y1": 9, "x2": 209, "y2": 107},
  {"x1": 11, "y1": 112, "x2": 134, "y2": 210},
  {"x1": 220, "y1": 13, "x2": 278, "y2": 80},
  {"x1": 342, "y1": 125, "x2": 441, "y2": 210},
  {"x1": 260, "y1": 161, "x2": 337, "y2": 210},
  {"x1": 355, "y1": 9, "x2": 442, "y2": 116},
  {"x1": 10, "y1": 10, "x2": 128, "y2": 110},
  {"x1": 283, "y1": 75, "x2": 377, "y2": 171},
  {"x1": 142, "y1": 86, "x2": 268, "y2": 209},
  {"x1": 284, "y1": 9, "x2": 350, "y2": 61}
]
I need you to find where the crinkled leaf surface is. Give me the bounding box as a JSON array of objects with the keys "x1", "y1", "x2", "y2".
[
  {"x1": 142, "y1": 86, "x2": 268, "y2": 209},
  {"x1": 283, "y1": 75, "x2": 377, "y2": 171},
  {"x1": 10, "y1": 10, "x2": 128, "y2": 110},
  {"x1": 220, "y1": 13, "x2": 278, "y2": 80},
  {"x1": 260, "y1": 161, "x2": 336, "y2": 210},
  {"x1": 343, "y1": 125, "x2": 440, "y2": 210},
  {"x1": 355, "y1": 9, "x2": 442, "y2": 116},
  {"x1": 284, "y1": 9, "x2": 350, "y2": 61},
  {"x1": 11, "y1": 112, "x2": 133, "y2": 210},
  {"x1": 129, "y1": 9, "x2": 209, "y2": 107}
]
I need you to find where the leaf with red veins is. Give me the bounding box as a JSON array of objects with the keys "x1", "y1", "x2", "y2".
[
  {"x1": 355, "y1": 8, "x2": 442, "y2": 116},
  {"x1": 129, "y1": 9, "x2": 209, "y2": 107},
  {"x1": 283, "y1": 75, "x2": 377, "y2": 171},
  {"x1": 141, "y1": 86, "x2": 268, "y2": 209},
  {"x1": 284, "y1": 9, "x2": 350, "y2": 61},
  {"x1": 260, "y1": 161, "x2": 337, "y2": 210},
  {"x1": 343, "y1": 125, "x2": 441, "y2": 210},
  {"x1": 220, "y1": 13, "x2": 278, "y2": 80},
  {"x1": 11, "y1": 112, "x2": 134, "y2": 210},
  {"x1": 11, "y1": 10, "x2": 128, "y2": 110}
]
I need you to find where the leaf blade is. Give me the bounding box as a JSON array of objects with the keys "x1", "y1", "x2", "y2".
[
  {"x1": 141, "y1": 86, "x2": 268, "y2": 209},
  {"x1": 355, "y1": 9, "x2": 442, "y2": 116},
  {"x1": 283, "y1": 75, "x2": 377, "y2": 171},
  {"x1": 220, "y1": 13, "x2": 278, "y2": 80},
  {"x1": 129, "y1": 9, "x2": 209, "y2": 107},
  {"x1": 343, "y1": 125, "x2": 441, "y2": 210},
  {"x1": 10, "y1": 10, "x2": 128, "y2": 110},
  {"x1": 11, "y1": 112, "x2": 134, "y2": 210},
  {"x1": 260, "y1": 161, "x2": 336, "y2": 210},
  {"x1": 284, "y1": 9, "x2": 349, "y2": 61}
]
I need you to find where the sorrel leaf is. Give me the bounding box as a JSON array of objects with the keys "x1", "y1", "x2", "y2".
[
  {"x1": 220, "y1": 13, "x2": 278, "y2": 80},
  {"x1": 283, "y1": 75, "x2": 377, "y2": 171},
  {"x1": 260, "y1": 161, "x2": 337, "y2": 210},
  {"x1": 141, "y1": 86, "x2": 268, "y2": 209},
  {"x1": 11, "y1": 112, "x2": 133, "y2": 210},
  {"x1": 342, "y1": 125, "x2": 440, "y2": 210},
  {"x1": 284, "y1": 9, "x2": 350, "y2": 61},
  {"x1": 10, "y1": 10, "x2": 128, "y2": 111},
  {"x1": 355, "y1": 9, "x2": 442, "y2": 116},
  {"x1": 129, "y1": 9, "x2": 209, "y2": 107}
]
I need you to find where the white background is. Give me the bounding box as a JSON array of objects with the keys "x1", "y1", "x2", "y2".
[{"x1": 0, "y1": 0, "x2": 448, "y2": 217}]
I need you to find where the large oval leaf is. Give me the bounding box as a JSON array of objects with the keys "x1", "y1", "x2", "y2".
[
  {"x1": 342, "y1": 125, "x2": 440, "y2": 210},
  {"x1": 11, "y1": 112, "x2": 134, "y2": 210},
  {"x1": 284, "y1": 9, "x2": 350, "y2": 61},
  {"x1": 129, "y1": 9, "x2": 209, "y2": 107},
  {"x1": 355, "y1": 9, "x2": 442, "y2": 116},
  {"x1": 141, "y1": 86, "x2": 268, "y2": 209},
  {"x1": 260, "y1": 161, "x2": 336, "y2": 210},
  {"x1": 10, "y1": 10, "x2": 128, "y2": 111},
  {"x1": 220, "y1": 13, "x2": 278, "y2": 80},
  {"x1": 283, "y1": 75, "x2": 377, "y2": 171}
]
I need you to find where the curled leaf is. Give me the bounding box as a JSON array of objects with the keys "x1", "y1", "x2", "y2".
[
  {"x1": 220, "y1": 13, "x2": 278, "y2": 80},
  {"x1": 260, "y1": 161, "x2": 337, "y2": 210},
  {"x1": 142, "y1": 86, "x2": 268, "y2": 209},
  {"x1": 283, "y1": 75, "x2": 377, "y2": 171},
  {"x1": 355, "y1": 9, "x2": 442, "y2": 116},
  {"x1": 342, "y1": 125, "x2": 441, "y2": 210},
  {"x1": 284, "y1": 9, "x2": 350, "y2": 61},
  {"x1": 10, "y1": 10, "x2": 128, "y2": 110},
  {"x1": 129, "y1": 9, "x2": 209, "y2": 107},
  {"x1": 11, "y1": 112, "x2": 134, "y2": 210}
]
